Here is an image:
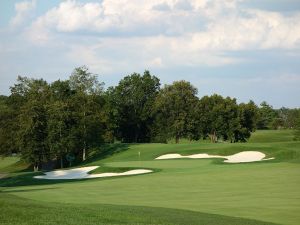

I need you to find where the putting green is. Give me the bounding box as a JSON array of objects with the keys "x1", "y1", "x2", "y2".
[{"x1": 1, "y1": 130, "x2": 300, "y2": 225}]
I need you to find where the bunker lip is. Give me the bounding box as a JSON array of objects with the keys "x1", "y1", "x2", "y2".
[
  {"x1": 156, "y1": 151, "x2": 274, "y2": 163},
  {"x1": 34, "y1": 166, "x2": 153, "y2": 180}
]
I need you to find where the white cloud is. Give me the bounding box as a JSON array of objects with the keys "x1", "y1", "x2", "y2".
[
  {"x1": 26, "y1": 0, "x2": 300, "y2": 49},
  {"x1": 149, "y1": 57, "x2": 163, "y2": 67},
  {"x1": 66, "y1": 44, "x2": 115, "y2": 73},
  {"x1": 189, "y1": 10, "x2": 300, "y2": 51},
  {"x1": 10, "y1": 0, "x2": 36, "y2": 27},
  {"x1": 19, "y1": 0, "x2": 300, "y2": 69},
  {"x1": 1, "y1": 0, "x2": 300, "y2": 109}
]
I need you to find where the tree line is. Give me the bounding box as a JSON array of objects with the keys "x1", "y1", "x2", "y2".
[{"x1": 0, "y1": 66, "x2": 299, "y2": 170}]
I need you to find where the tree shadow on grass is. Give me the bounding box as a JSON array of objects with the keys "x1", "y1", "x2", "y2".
[
  {"x1": 1, "y1": 187, "x2": 58, "y2": 193},
  {"x1": 0, "y1": 172, "x2": 90, "y2": 187},
  {"x1": 82, "y1": 143, "x2": 130, "y2": 165},
  {"x1": 0, "y1": 143, "x2": 134, "y2": 188},
  {"x1": 0, "y1": 160, "x2": 33, "y2": 173}
]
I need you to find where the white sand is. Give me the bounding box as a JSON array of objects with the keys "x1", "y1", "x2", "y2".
[
  {"x1": 156, "y1": 153, "x2": 223, "y2": 160},
  {"x1": 156, "y1": 151, "x2": 274, "y2": 163},
  {"x1": 34, "y1": 166, "x2": 153, "y2": 180},
  {"x1": 224, "y1": 151, "x2": 274, "y2": 163},
  {"x1": 88, "y1": 169, "x2": 153, "y2": 178}
]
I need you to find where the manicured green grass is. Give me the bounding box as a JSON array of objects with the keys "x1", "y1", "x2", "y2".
[
  {"x1": 0, "y1": 194, "x2": 279, "y2": 225},
  {"x1": 248, "y1": 129, "x2": 295, "y2": 143},
  {"x1": 1, "y1": 130, "x2": 300, "y2": 225}
]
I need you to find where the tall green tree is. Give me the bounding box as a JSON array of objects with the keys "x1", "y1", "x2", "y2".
[
  {"x1": 236, "y1": 100, "x2": 258, "y2": 142},
  {"x1": 15, "y1": 77, "x2": 50, "y2": 171},
  {"x1": 153, "y1": 81, "x2": 198, "y2": 143},
  {"x1": 110, "y1": 71, "x2": 160, "y2": 142},
  {"x1": 257, "y1": 101, "x2": 277, "y2": 129},
  {"x1": 69, "y1": 66, "x2": 104, "y2": 161},
  {"x1": 198, "y1": 95, "x2": 240, "y2": 143},
  {"x1": 47, "y1": 80, "x2": 74, "y2": 168},
  {"x1": 0, "y1": 96, "x2": 18, "y2": 156}
]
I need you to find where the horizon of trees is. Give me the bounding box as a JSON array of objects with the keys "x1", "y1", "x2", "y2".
[{"x1": 0, "y1": 66, "x2": 299, "y2": 170}]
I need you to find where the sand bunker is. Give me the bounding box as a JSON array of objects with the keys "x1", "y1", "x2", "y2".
[
  {"x1": 34, "y1": 166, "x2": 153, "y2": 180},
  {"x1": 156, "y1": 151, "x2": 274, "y2": 163},
  {"x1": 224, "y1": 151, "x2": 274, "y2": 163},
  {"x1": 156, "y1": 153, "x2": 222, "y2": 160}
]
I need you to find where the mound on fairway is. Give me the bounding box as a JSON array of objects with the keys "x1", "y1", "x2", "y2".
[
  {"x1": 34, "y1": 166, "x2": 153, "y2": 180},
  {"x1": 156, "y1": 151, "x2": 274, "y2": 163}
]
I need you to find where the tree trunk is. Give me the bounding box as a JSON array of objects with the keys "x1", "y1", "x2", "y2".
[
  {"x1": 213, "y1": 130, "x2": 216, "y2": 143},
  {"x1": 60, "y1": 156, "x2": 63, "y2": 168},
  {"x1": 135, "y1": 132, "x2": 138, "y2": 143},
  {"x1": 83, "y1": 108, "x2": 87, "y2": 161},
  {"x1": 83, "y1": 146, "x2": 86, "y2": 161},
  {"x1": 175, "y1": 135, "x2": 179, "y2": 144},
  {"x1": 33, "y1": 164, "x2": 39, "y2": 172},
  {"x1": 210, "y1": 130, "x2": 217, "y2": 143}
]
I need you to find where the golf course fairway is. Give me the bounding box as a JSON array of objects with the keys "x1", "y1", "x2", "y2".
[{"x1": 1, "y1": 130, "x2": 299, "y2": 225}]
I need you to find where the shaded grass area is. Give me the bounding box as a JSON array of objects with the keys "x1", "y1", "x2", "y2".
[
  {"x1": 0, "y1": 172, "x2": 84, "y2": 187},
  {"x1": 0, "y1": 157, "x2": 29, "y2": 173},
  {"x1": 0, "y1": 157, "x2": 19, "y2": 170},
  {"x1": 83, "y1": 143, "x2": 130, "y2": 165},
  {"x1": 0, "y1": 193, "x2": 279, "y2": 225}
]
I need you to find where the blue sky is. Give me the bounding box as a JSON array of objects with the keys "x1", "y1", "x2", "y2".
[{"x1": 0, "y1": 0, "x2": 300, "y2": 108}]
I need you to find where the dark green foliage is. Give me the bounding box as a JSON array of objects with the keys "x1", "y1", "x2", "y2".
[
  {"x1": 47, "y1": 80, "x2": 75, "y2": 168},
  {"x1": 0, "y1": 96, "x2": 18, "y2": 155},
  {"x1": 16, "y1": 78, "x2": 50, "y2": 171},
  {"x1": 257, "y1": 101, "x2": 277, "y2": 129},
  {"x1": 0, "y1": 67, "x2": 107, "y2": 170},
  {"x1": 109, "y1": 71, "x2": 160, "y2": 142},
  {"x1": 197, "y1": 94, "x2": 238, "y2": 142},
  {"x1": 68, "y1": 66, "x2": 105, "y2": 161},
  {"x1": 197, "y1": 95, "x2": 258, "y2": 142},
  {"x1": 153, "y1": 80, "x2": 198, "y2": 143},
  {"x1": 236, "y1": 100, "x2": 259, "y2": 142}
]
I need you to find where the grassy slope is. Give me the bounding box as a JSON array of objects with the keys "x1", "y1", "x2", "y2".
[
  {"x1": 248, "y1": 130, "x2": 295, "y2": 143},
  {"x1": 1, "y1": 130, "x2": 300, "y2": 225}
]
